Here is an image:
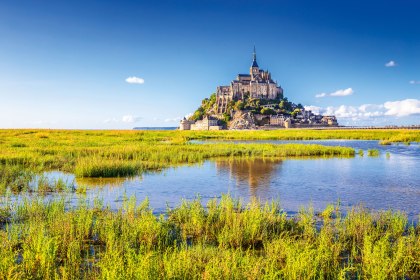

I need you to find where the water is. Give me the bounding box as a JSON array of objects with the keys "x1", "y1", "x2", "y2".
[{"x1": 31, "y1": 140, "x2": 420, "y2": 220}]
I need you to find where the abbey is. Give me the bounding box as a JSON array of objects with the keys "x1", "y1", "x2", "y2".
[{"x1": 216, "y1": 47, "x2": 284, "y2": 113}]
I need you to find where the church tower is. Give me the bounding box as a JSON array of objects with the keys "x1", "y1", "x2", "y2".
[{"x1": 250, "y1": 46, "x2": 259, "y2": 78}]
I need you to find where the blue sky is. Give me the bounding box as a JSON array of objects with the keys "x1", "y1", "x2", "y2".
[{"x1": 0, "y1": 0, "x2": 419, "y2": 128}]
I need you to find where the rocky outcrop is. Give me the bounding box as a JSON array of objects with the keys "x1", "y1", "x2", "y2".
[{"x1": 228, "y1": 111, "x2": 257, "y2": 130}]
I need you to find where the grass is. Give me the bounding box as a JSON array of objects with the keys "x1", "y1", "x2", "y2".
[
  {"x1": 367, "y1": 149, "x2": 380, "y2": 157},
  {"x1": 0, "y1": 128, "x2": 417, "y2": 189},
  {"x1": 0, "y1": 129, "x2": 361, "y2": 183},
  {"x1": 0, "y1": 129, "x2": 419, "y2": 278},
  {"x1": 0, "y1": 195, "x2": 418, "y2": 279},
  {"x1": 0, "y1": 165, "x2": 80, "y2": 194}
]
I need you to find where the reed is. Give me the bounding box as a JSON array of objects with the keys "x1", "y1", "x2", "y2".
[
  {"x1": 0, "y1": 195, "x2": 418, "y2": 279},
  {"x1": 367, "y1": 149, "x2": 380, "y2": 157}
]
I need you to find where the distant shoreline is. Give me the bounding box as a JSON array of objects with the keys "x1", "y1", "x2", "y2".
[{"x1": 133, "y1": 125, "x2": 419, "y2": 131}]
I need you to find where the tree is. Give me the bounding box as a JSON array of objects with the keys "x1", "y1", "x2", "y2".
[
  {"x1": 279, "y1": 99, "x2": 292, "y2": 112},
  {"x1": 190, "y1": 107, "x2": 205, "y2": 121},
  {"x1": 279, "y1": 100, "x2": 285, "y2": 109},
  {"x1": 260, "y1": 108, "x2": 276, "y2": 115},
  {"x1": 291, "y1": 108, "x2": 301, "y2": 118},
  {"x1": 209, "y1": 93, "x2": 216, "y2": 103},
  {"x1": 222, "y1": 113, "x2": 231, "y2": 122},
  {"x1": 234, "y1": 100, "x2": 245, "y2": 110}
]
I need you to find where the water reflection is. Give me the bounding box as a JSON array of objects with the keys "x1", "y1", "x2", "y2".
[
  {"x1": 76, "y1": 176, "x2": 138, "y2": 188},
  {"x1": 215, "y1": 158, "x2": 282, "y2": 195}
]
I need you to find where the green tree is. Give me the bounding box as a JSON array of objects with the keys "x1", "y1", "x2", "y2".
[
  {"x1": 222, "y1": 113, "x2": 231, "y2": 122},
  {"x1": 234, "y1": 100, "x2": 245, "y2": 110},
  {"x1": 190, "y1": 107, "x2": 205, "y2": 121},
  {"x1": 260, "y1": 108, "x2": 276, "y2": 115},
  {"x1": 279, "y1": 100, "x2": 285, "y2": 110},
  {"x1": 291, "y1": 108, "x2": 301, "y2": 118}
]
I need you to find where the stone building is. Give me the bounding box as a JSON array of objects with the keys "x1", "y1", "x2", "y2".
[
  {"x1": 269, "y1": 115, "x2": 286, "y2": 126},
  {"x1": 179, "y1": 118, "x2": 195, "y2": 130},
  {"x1": 216, "y1": 47, "x2": 284, "y2": 113},
  {"x1": 190, "y1": 116, "x2": 222, "y2": 131},
  {"x1": 321, "y1": 116, "x2": 338, "y2": 126}
]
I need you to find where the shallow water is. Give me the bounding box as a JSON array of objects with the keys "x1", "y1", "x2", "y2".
[{"x1": 23, "y1": 140, "x2": 420, "y2": 220}]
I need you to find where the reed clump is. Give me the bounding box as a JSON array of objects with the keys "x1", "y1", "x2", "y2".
[
  {"x1": 367, "y1": 149, "x2": 380, "y2": 157},
  {"x1": 0, "y1": 195, "x2": 418, "y2": 279}
]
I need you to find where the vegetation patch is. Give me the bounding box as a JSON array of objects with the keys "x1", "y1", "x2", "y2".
[
  {"x1": 0, "y1": 128, "x2": 417, "y2": 183},
  {"x1": 367, "y1": 149, "x2": 380, "y2": 157},
  {"x1": 0, "y1": 195, "x2": 418, "y2": 279},
  {"x1": 0, "y1": 130, "x2": 360, "y2": 181}
]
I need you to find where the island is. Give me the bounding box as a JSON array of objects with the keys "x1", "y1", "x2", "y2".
[{"x1": 180, "y1": 47, "x2": 338, "y2": 130}]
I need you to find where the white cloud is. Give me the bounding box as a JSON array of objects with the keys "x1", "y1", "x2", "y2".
[
  {"x1": 335, "y1": 105, "x2": 357, "y2": 118},
  {"x1": 305, "y1": 98, "x2": 420, "y2": 120},
  {"x1": 304, "y1": 105, "x2": 323, "y2": 114},
  {"x1": 383, "y1": 99, "x2": 420, "y2": 117},
  {"x1": 125, "y1": 76, "x2": 145, "y2": 84},
  {"x1": 385, "y1": 60, "x2": 397, "y2": 67},
  {"x1": 315, "y1": 88, "x2": 353, "y2": 98},
  {"x1": 184, "y1": 112, "x2": 193, "y2": 119},
  {"x1": 358, "y1": 104, "x2": 384, "y2": 117},
  {"x1": 122, "y1": 115, "x2": 141, "y2": 123},
  {"x1": 315, "y1": 93, "x2": 327, "y2": 98},
  {"x1": 409, "y1": 80, "x2": 420, "y2": 84},
  {"x1": 330, "y1": 88, "x2": 354, "y2": 97}
]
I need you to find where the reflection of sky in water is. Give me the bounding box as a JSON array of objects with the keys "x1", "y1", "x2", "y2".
[{"x1": 25, "y1": 140, "x2": 420, "y2": 221}]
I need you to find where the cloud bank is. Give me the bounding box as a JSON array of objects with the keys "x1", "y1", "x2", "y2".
[
  {"x1": 316, "y1": 88, "x2": 354, "y2": 98},
  {"x1": 125, "y1": 76, "x2": 145, "y2": 84},
  {"x1": 305, "y1": 99, "x2": 420, "y2": 121},
  {"x1": 383, "y1": 99, "x2": 420, "y2": 117}
]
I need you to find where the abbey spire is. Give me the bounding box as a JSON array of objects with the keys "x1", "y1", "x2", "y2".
[{"x1": 250, "y1": 46, "x2": 259, "y2": 76}]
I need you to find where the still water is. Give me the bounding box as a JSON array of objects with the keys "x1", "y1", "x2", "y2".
[{"x1": 45, "y1": 140, "x2": 419, "y2": 220}]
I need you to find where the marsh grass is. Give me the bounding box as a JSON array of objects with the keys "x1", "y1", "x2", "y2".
[
  {"x1": 367, "y1": 149, "x2": 380, "y2": 157},
  {"x1": 34, "y1": 175, "x2": 76, "y2": 193},
  {"x1": 1, "y1": 130, "x2": 359, "y2": 181},
  {"x1": 0, "y1": 164, "x2": 33, "y2": 194},
  {"x1": 0, "y1": 165, "x2": 78, "y2": 195},
  {"x1": 0, "y1": 195, "x2": 418, "y2": 279}
]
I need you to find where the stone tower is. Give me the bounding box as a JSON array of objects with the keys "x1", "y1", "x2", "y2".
[{"x1": 250, "y1": 46, "x2": 259, "y2": 78}]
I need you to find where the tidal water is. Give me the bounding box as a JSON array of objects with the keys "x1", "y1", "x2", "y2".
[{"x1": 35, "y1": 140, "x2": 420, "y2": 220}]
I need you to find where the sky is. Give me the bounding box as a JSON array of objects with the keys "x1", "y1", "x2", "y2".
[{"x1": 0, "y1": 0, "x2": 419, "y2": 129}]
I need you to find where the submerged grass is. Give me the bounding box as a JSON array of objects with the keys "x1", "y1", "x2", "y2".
[
  {"x1": 0, "y1": 195, "x2": 418, "y2": 279},
  {"x1": 367, "y1": 149, "x2": 380, "y2": 157}
]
